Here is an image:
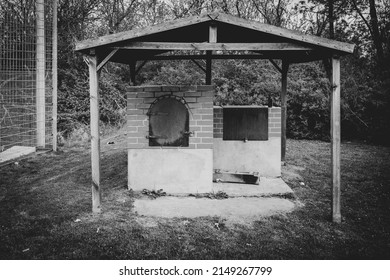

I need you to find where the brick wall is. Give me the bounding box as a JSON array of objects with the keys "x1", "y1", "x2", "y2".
[
  {"x1": 213, "y1": 106, "x2": 281, "y2": 138},
  {"x1": 127, "y1": 85, "x2": 214, "y2": 149}
]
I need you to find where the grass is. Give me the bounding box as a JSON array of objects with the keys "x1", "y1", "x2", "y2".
[{"x1": 0, "y1": 129, "x2": 389, "y2": 259}]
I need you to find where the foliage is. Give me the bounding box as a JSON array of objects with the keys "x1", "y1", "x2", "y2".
[{"x1": 50, "y1": 0, "x2": 389, "y2": 144}]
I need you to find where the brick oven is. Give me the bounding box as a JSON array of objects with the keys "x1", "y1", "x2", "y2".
[
  {"x1": 127, "y1": 85, "x2": 214, "y2": 194},
  {"x1": 127, "y1": 85, "x2": 282, "y2": 194}
]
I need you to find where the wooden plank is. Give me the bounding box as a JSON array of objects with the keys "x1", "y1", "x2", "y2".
[
  {"x1": 117, "y1": 42, "x2": 313, "y2": 51},
  {"x1": 87, "y1": 55, "x2": 101, "y2": 213},
  {"x1": 36, "y1": 0, "x2": 45, "y2": 148},
  {"x1": 281, "y1": 60, "x2": 289, "y2": 162},
  {"x1": 75, "y1": 14, "x2": 211, "y2": 51},
  {"x1": 97, "y1": 49, "x2": 118, "y2": 72},
  {"x1": 52, "y1": 0, "x2": 58, "y2": 152},
  {"x1": 209, "y1": 25, "x2": 217, "y2": 43},
  {"x1": 216, "y1": 13, "x2": 355, "y2": 54},
  {"x1": 331, "y1": 56, "x2": 341, "y2": 223}
]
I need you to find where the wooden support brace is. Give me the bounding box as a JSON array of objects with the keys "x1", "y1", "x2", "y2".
[
  {"x1": 129, "y1": 60, "x2": 136, "y2": 85},
  {"x1": 331, "y1": 56, "x2": 341, "y2": 223},
  {"x1": 97, "y1": 49, "x2": 118, "y2": 72},
  {"x1": 269, "y1": 59, "x2": 282, "y2": 73},
  {"x1": 135, "y1": 60, "x2": 148, "y2": 75},
  {"x1": 86, "y1": 55, "x2": 101, "y2": 213},
  {"x1": 191, "y1": 59, "x2": 206, "y2": 73}
]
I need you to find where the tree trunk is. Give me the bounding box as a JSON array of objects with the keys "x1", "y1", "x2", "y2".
[
  {"x1": 328, "y1": 0, "x2": 334, "y2": 39},
  {"x1": 369, "y1": 0, "x2": 384, "y2": 62}
]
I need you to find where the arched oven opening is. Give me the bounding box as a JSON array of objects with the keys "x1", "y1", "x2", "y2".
[{"x1": 147, "y1": 95, "x2": 190, "y2": 147}]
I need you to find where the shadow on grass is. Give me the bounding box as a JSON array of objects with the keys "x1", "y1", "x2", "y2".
[{"x1": 0, "y1": 137, "x2": 389, "y2": 259}]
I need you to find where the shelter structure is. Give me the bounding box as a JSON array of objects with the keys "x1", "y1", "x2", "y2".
[{"x1": 75, "y1": 12, "x2": 354, "y2": 223}]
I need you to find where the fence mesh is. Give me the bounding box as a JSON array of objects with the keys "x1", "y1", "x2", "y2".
[{"x1": 0, "y1": 0, "x2": 53, "y2": 151}]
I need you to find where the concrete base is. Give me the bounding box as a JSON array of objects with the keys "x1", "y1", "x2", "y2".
[
  {"x1": 0, "y1": 146, "x2": 36, "y2": 164},
  {"x1": 128, "y1": 148, "x2": 213, "y2": 193},
  {"x1": 213, "y1": 138, "x2": 281, "y2": 177},
  {"x1": 212, "y1": 177, "x2": 293, "y2": 197}
]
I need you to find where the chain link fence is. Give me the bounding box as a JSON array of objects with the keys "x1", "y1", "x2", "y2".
[{"x1": 0, "y1": 0, "x2": 56, "y2": 152}]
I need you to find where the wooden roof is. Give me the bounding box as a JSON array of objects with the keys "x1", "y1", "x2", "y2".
[{"x1": 75, "y1": 12, "x2": 355, "y2": 63}]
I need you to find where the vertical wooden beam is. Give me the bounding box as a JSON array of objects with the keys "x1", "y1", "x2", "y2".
[
  {"x1": 52, "y1": 0, "x2": 58, "y2": 151},
  {"x1": 331, "y1": 56, "x2": 341, "y2": 223},
  {"x1": 206, "y1": 24, "x2": 217, "y2": 85},
  {"x1": 281, "y1": 60, "x2": 289, "y2": 162},
  {"x1": 87, "y1": 55, "x2": 101, "y2": 213},
  {"x1": 129, "y1": 60, "x2": 136, "y2": 85},
  {"x1": 36, "y1": 0, "x2": 45, "y2": 148}
]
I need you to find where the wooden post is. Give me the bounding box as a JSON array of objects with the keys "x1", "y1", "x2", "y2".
[
  {"x1": 52, "y1": 0, "x2": 58, "y2": 151},
  {"x1": 281, "y1": 60, "x2": 289, "y2": 162},
  {"x1": 129, "y1": 60, "x2": 136, "y2": 85},
  {"x1": 36, "y1": 0, "x2": 45, "y2": 148},
  {"x1": 206, "y1": 24, "x2": 217, "y2": 85},
  {"x1": 331, "y1": 56, "x2": 341, "y2": 223},
  {"x1": 87, "y1": 55, "x2": 101, "y2": 213}
]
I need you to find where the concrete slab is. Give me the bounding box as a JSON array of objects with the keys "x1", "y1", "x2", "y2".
[
  {"x1": 0, "y1": 146, "x2": 36, "y2": 164},
  {"x1": 212, "y1": 177, "x2": 293, "y2": 197},
  {"x1": 134, "y1": 196, "x2": 295, "y2": 225}
]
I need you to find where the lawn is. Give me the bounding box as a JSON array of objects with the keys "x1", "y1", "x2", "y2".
[{"x1": 0, "y1": 130, "x2": 389, "y2": 259}]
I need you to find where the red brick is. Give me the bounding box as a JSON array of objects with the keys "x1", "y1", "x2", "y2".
[
  {"x1": 197, "y1": 97, "x2": 213, "y2": 103},
  {"x1": 128, "y1": 87, "x2": 144, "y2": 92},
  {"x1": 201, "y1": 126, "x2": 213, "y2": 132},
  {"x1": 184, "y1": 91, "x2": 202, "y2": 97},
  {"x1": 191, "y1": 126, "x2": 202, "y2": 131},
  {"x1": 127, "y1": 109, "x2": 144, "y2": 115},
  {"x1": 162, "y1": 86, "x2": 180, "y2": 91},
  {"x1": 127, "y1": 115, "x2": 138, "y2": 121},
  {"x1": 269, "y1": 132, "x2": 281, "y2": 137},
  {"x1": 127, "y1": 126, "x2": 138, "y2": 132},
  {"x1": 137, "y1": 103, "x2": 151, "y2": 109},
  {"x1": 155, "y1": 92, "x2": 171, "y2": 98},
  {"x1": 180, "y1": 85, "x2": 197, "y2": 91},
  {"x1": 190, "y1": 137, "x2": 201, "y2": 143},
  {"x1": 127, "y1": 137, "x2": 138, "y2": 143},
  {"x1": 184, "y1": 97, "x2": 197, "y2": 103},
  {"x1": 189, "y1": 103, "x2": 202, "y2": 109},
  {"x1": 197, "y1": 120, "x2": 213, "y2": 126},
  {"x1": 190, "y1": 114, "x2": 201, "y2": 120},
  {"x1": 127, "y1": 98, "x2": 143, "y2": 104},
  {"x1": 138, "y1": 92, "x2": 154, "y2": 98},
  {"x1": 143, "y1": 98, "x2": 156, "y2": 104},
  {"x1": 127, "y1": 120, "x2": 144, "y2": 127},
  {"x1": 196, "y1": 143, "x2": 213, "y2": 149},
  {"x1": 196, "y1": 132, "x2": 213, "y2": 138},
  {"x1": 201, "y1": 137, "x2": 214, "y2": 143},
  {"x1": 197, "y1": 85, "x2": 214, "y2": 91},
  {"x1": 143, "y1": 86, "x2": 161, "y2": 92},
  {"x1": 128, "y1": 143, "x2": 145, "y2": 149},
  {"x1": 127, "y1": 132, "x2": 146, "y2": 138},
  {"x1": 202, "y1": 103, "x2": 214, "y2": 109}
]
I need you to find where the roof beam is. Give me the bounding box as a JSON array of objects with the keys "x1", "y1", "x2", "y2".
[{"x1": 117, "y1": 42, "x2": 312, "y2": 51}]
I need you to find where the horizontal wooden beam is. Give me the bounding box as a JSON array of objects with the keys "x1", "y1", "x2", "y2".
[{"x1": 117, "y1": 42, "x2": 312, "y2": 51}]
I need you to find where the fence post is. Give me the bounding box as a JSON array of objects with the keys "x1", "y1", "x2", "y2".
[{"x1": 36, "y1": 0, "x2": 45, "y2": 148}]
